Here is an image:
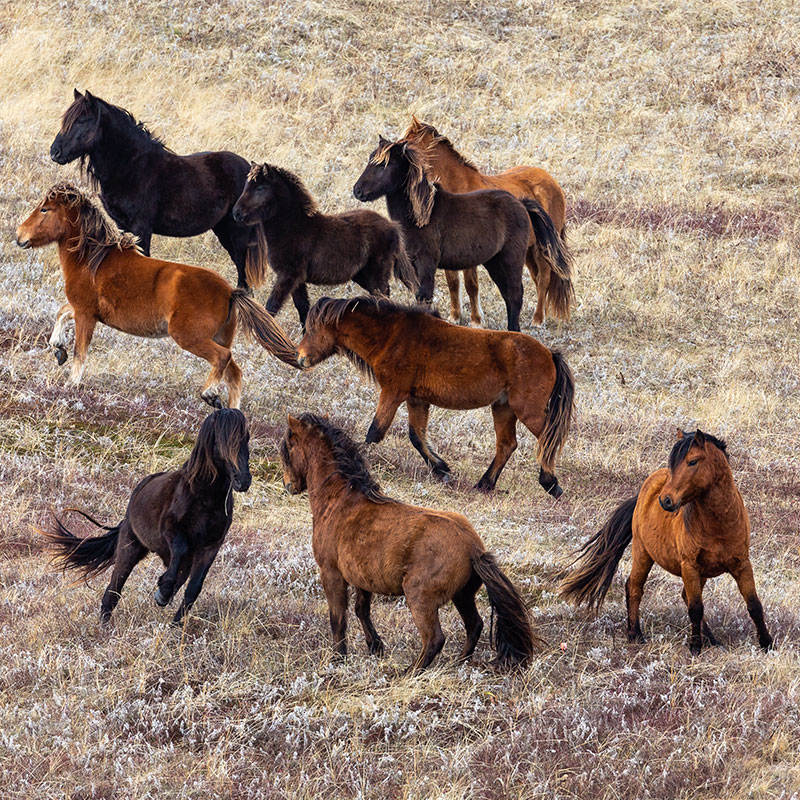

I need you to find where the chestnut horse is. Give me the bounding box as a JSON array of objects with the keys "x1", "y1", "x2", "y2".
[
  {"x1": 296, "y1": 297, "x2": 574, "y2": 496},
  {"x1": 232, "y1": 162, "x2": 417, "y2": 327},
  {"x1": 50, "y1": 90, "x2": 265, "y2": 288},
  {"x1": 42, "y1": 408, "x2": 251, "y2": 624},
  {"x1": 15, "y1": 185, "x2": 298, "y2": 408},
  {"x1": 353, "y1": 138, "x2": 563, "y2": 332},
  {"x1": 559, "y1": 429, "x2": 774, "y2": 655},
  {"x1": 400, "y1": 117, "x2": 573, "y2": 326},
  {"x1": 280, "y1": 413, "x2": 539, "y2": 672}
]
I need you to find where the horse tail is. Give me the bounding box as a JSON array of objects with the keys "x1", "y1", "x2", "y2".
[
  {"x1": 38, "y1": 509, "x2": 120, "y2": 579},
  {"x1": 521, "y1": 197, "x2": 575, "y2": 320},
  {"x1": 244, "y1": 222, "x2": 269, "y2": 289},
  {"x1": 393, "y1": 236, "x2": 420, "y2": 295},
  {"x1": 231, "y1": 289, "x2": 299, "y2": 367},
  {"x1": 471, "y1": 549, "x2": 540, "y2": 668},
  {"x1": 558, "y1": 496, "x2": 637, "y2": 610},
  {"x1": 537, "y1": 350, "x2": 575, "y2": 473}
]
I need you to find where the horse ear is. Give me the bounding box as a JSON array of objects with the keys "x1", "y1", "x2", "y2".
[
  {"x1": 73, "y1": 88, "x2": 83, "y2": 100},
  {"x1": 378, "y1": 134, "x2": 391, "y2": 146},
  {"x1": 675, "y1": 428, "x2": 686, "y2": 440},
  {"x1": 694, "y1": 429, "x2": 706, "y2": 447},
  {"x1": 287, "y1": 415, "x2": 306, "y2": 436},
  {"x1": 84, "y1": 90, "x2": 97, "y2": 105},
  {"x1": 249, "y1": 160, "x2": 257, "y2": 168}
]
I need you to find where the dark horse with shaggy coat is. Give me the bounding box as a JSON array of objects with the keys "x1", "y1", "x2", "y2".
[
  {"x1": 50, "y1": 90, "x2": 264, "y2": 288},
  {"x1": 232, "y1": 162, "x2": 418, "y2": 326},
  {"x1": 281, "y1": 413, "x2": 539, "y2": 672},
  {"x1": 353, "y1": 138, "x2": 565, "y2": 331},
  {"x1": 42, "y1": 409, "x2": 251, "y2": 624}
]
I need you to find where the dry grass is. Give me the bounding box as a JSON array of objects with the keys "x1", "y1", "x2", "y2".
[{"x1": 1, "y1": 1, "x2": 799, "y2": 798}]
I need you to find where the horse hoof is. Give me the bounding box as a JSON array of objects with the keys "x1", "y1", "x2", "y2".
[
  {"x1": 760, "y1": 636, "x2": 775, "y2": 652},
  {"x1": 548, "y1": 484, "x2": 564, "y2": 500},
  {"x1": 368, "y1": 639, "x2": 385, "y2": 657},
  {"x1": 689, "y1": 643, "x2": 702, "y2": 657},
  {"x1": 438, "y1": 471, "x2": 452, "y2": 485},
  {"x1": 154, "y1": 588, "x2": 169, "y2": 607},
  {"x1": 53, "y1": 347, "x2": 68, "y2": 366}
]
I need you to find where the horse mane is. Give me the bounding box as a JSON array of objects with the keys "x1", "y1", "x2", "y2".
[
  {"x1": 297, "y1": 412, "x2": 395, "y2": 504},
  {"x1": 247, "y1": 163, "x2": 318, "y2": 216},
  {"x1": 43, "y1": 183, "x2": 140, "y2": 274},
  {"x1": 183, "y1": 409, "x2": 249, "y2": 489},
  {"x1": 370, "y1": 138, "x2": 436, "y2": 227},
  {"x1": 402, "y1": 115, "x2": 480, "y2": 172},
  {"x1": 668, "y1": 430, "x2": 729, "y2": 471}
]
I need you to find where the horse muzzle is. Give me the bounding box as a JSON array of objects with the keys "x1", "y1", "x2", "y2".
[
  {"x1": 659, "y1": 494, "x2": 680, "y2": 513},
  {"x1": 233, "y1": 475, "x2": 252, "y2": 493},
  {"x1": 15, "y1": 236, "x2": 31, "y2": 249}
]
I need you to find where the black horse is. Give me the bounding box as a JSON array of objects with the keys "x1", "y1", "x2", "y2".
[
  {"x1": 50, "y1": 90, "x2": 265, "y2": 289},
  {"x1": 42, "y1": 409, "x2": 251, "y2": 624},
  {"x1": 354, "y1": 138, "x2": 562, "y2": 332},
  {"x1": 232, "y1": 162, "x2": 418, "y2": 326}
]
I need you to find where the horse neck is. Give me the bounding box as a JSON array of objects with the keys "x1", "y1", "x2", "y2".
[
  {"x1": 88, "y1": 114, "x2": 154, "y2": 183},
  {"x1": 304, "y1": 445, "x2": 357, "y2": 521},
  {"x1": 56, "y1": 223, "x2": 96, "y2": 295},
  {"x1": 685, "y1": 462, "x2": 746, "y2": 535},
  {"x1": 426, "y1": 141, "x2": 480, "y2": 190},
  {"x1": 335, "y1": 312, "x2": 386, "y2": 363},
  {"x1": 384, "y1": 186, "x2": 417, "y2": 227}
]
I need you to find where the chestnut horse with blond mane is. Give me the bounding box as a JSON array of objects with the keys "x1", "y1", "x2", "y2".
[
  {"x1": 296, "y1": 296, "x2": 574, "y2": 496},
  {"x1": 400, "y1": 117, "x2": 573, "y2": 327},
  {"x1": 280, "y1": 412, "x2": 539, "y2": 672},
  {"x1": 559, "y1": 429, "x2": 774, "y2": 655},
  {"x1": 16, "y1": 185, "x2": 298, "y2": 408}
]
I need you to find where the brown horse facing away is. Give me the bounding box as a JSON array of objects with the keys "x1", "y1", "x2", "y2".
[
  {"x1": 296, "y1": 296, "x2": 574, "y2": 496},
  {"x1": 280, "y1": 413, "x2": 539, "y2": 672},
  {"x1": 559, "y1": 429, "x2": 774, "y2": 655},
  {"x1": 400, "y1": 117, "x2": 573, "y2": 327},
  {"x1": 41, "y1": 408, "x2": 251, "y2": 624},
  {"x1": 15, "y1": 184, "x2": 299, "y2": 408}
]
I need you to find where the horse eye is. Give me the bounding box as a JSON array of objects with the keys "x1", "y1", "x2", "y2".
[
  {"x1": 41, "y1": 208, "x2": 49, "y2": 214},
  {"x1": 687, "y1": 459, "x2": 699, "y2": 466}
]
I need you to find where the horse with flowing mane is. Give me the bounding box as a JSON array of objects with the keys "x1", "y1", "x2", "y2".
[
  {"x1": 232, "y1": 162, "x2": 417, "y2": 326},
  {"x1": 280, "y1": 412, "x2": 539, "y2": 672},
  {"x1": 296, "y1": 296, "x2": 574, "y2": 495},
  {"x1": 400, "y1": 116, "x2": 573, "y2": 326},
  {"x1": 50, "y1": 90, "x2": 265, "y2": 288},
  {"x1": 16, "y1": 184, "x2": 299, "y2": 407},
  {"x1": 559, "y1": 429, "x2": 774, "y2": 655},
  {"x1": 42, "y1": 408, "x2": 251, "y2": 624}
]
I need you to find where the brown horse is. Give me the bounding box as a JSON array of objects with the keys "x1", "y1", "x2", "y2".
[
  {"x1": 559, "y1": 429, "x2": 774, "y2": 655},
  {"x1": 296, "y1": 296, "x2": 574, "y2": 496},
  {"x1": 15, "y1": 185, "x2": 299, "y2": 408},
  {"x1": 280, "y1": 413, "x2": 539, "y2": 672},
  {"x1": 42, "y1": 408, "x2": 251, "y2": 624},
  {"x1": 400, "y1": 117, "x2": 573, "y2": 326}
]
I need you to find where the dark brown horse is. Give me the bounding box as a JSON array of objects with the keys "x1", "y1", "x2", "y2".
[
  {"x1": 50, "y1": 90, "x2": 265, "y2": 288},
  {"x1": 353, "y1": 138, "x2": 562, "y2": 332},
  {"x1": 400, "y1": 117, "x2": 573, "y2": 326},
  {"x1": 296, "y1": 297, "x2": 574, "y2": 495},
  {"x1": 559, "y1": 429, "x2": 774, "y2": 655},
  {"x1": 16, "y1": 185, "x2": 299, "y2": 408},
  {"x1": 42, "y1": 409, "x2": 251, "y2": 624},
  {"x1": 232, "y1": 163, "x2": 417, "y2": 326},
  {"x1": 280, "y1": 413, "x2": 539, "y2": 672}
]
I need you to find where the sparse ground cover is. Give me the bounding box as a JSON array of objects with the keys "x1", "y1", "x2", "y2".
[{"x1": 1, "y1": 1, "x2": 799, "y2": 797}]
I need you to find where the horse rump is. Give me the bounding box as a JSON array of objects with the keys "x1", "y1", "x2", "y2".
[{"x1": 38, "y1": 509, "x2": 120, "y2": 580}]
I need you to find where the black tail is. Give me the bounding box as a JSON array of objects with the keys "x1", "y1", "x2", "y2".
[
  {"x1": 521, "y1": 197, "x2": 575, "y2": 320},
  {"x1": 39, "y1": 509, "x2": 120, "y2": 580},
  {"x1": 471, "y1": 549, "x2": 540, "y2": 669},
  {"x1": 393, "y1": 235, "x2": 419, "y2": 295},
  {"x1": 558, "y1": 496, "x2": 637, "y2": 610},
  {"x1": 231, "y1": 289, "x2": 300, "y2": 368},
  {"x1": 538, "y1": 350, "x2": 575, "y2": 473},
  {"x1": 244, "y1": 222, "x2": 269, "y2": 289}
]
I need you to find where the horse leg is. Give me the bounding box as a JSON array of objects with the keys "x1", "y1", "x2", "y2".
[
  {"x1": 625, "y1": 542, "x2": 653, "y2": 643},
  {"x1": 365, "y1": 390, "x2": 403, "y2": 444},
  {"x1": 414, "y1": 258, "x2": 437, "y2": 307},
  {"x1": 475, "y1": 402, "x2": 518, "y2": 491},
  {"x1": 171, "y1": 545, "x2": 222, "y2": 625},
  {"x1": 680, "y1": 562, "x2": 706, "y2": 655},
  {"x1": 483, "y1": 254, "x2": 523, "y2": 331},
  {"x1": 681, "y1": 580, "x2": 718, "y2": 645},
  {"x1": 463, "y1": 268, "x2": 485, "y2": 327},
  {"x1": 212, "y1": 217, "x2": 249, "y2": 289},
  {"x1": 452, "y1": 576, "x2": 483, "y2": 661},
  {"x1": 445, "y1": 270, "x2": 462, "y2": 323},
  {"x1": 511, "y1": 399, "x2": 563, "y2": 498},
  {"x1": 407, "y1": 398, "x2": 450, "y2": 480},
  {"x1": 265, "y1": 272, "x2": 302, "y2": 318},
  {"x1": 49, "y1": 302, "x2": 74, "y2": 366},
  {"x1": 291, "y1": 283, "x2": 311, "y2": 331},
  {"x1": 529, "y1": 248, "x2": 550, "y2": 326},
  {"x1": 155, "y1": 532, "x2": 189, "y2": 607},
  {"x1": 223, "y1": 357, "x2": 242, "y2": 410},
  {"x1": 730, "y1": 561, "x2": 773, "y2": 651},
  {"x1": 320, "y1": 568, "x2": 349, "y2": 658},
  {"x1": 169, "y1": 323, "x2": 232, "y2": 407},
  {"x1": 69, "y1": 313, "x2": 97, "y2": 385},
  {"x1": 353, "y1": 262, "x2": 390, "y2": 297},
  {"x1": 100, "y1": 520, "x2": 147, "y2": 622},
  {"x1": 354, "y1": 588, "x2": 385, "y2": 656},
  {"x1": 404, "y1": 584, "x2": 446, "y2": 673}
]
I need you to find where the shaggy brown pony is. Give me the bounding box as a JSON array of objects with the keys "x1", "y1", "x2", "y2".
[
  {"x1": 232, "y1": 163, "x2": 417, "y2": 327},
  {"x1": 16, "y1": 184, "x2": 298, "y2": 408},
  {"x1": 296, "y1": 296, "x2": 574, "y2": 496},
  {"x1": 280, "y1": 412, "x2": 539, "y2": 672},
  {"x1": 559, "y1": 429, "x2": 774, "y2": 655},
  {"x1": 42, "y1": 408, "x2": 251, "y2": 624},
  {"x1": 401, "y1": 116, "x2": 573, "y2": 326}
]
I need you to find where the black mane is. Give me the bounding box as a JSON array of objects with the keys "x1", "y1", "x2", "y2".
[
  {"x1": 668, "y1": 431, "x2": 729, "y2": 471},
  {"x1": 298, "y1": 413, "x2": 395, "y2": 504}
]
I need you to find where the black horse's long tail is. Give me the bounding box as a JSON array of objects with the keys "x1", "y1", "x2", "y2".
[
  {"x1": 471, "y1": 549, "x2": 540, "y2": 669},
  {"x1": 538, "y1": 350, "x2": 575, "y2": 473},
  {"x1": 244, "y1": 222, "x2": 269, "y2": 289},
  {"x1": 521, "y1": 197, "x2": 575, "y2": 320},
  {"x1": 558, "y1": 497, "x2": 638, "y2": 610},
  {"x1": 39, "y1": 510, "x2": 120, "y2": 580},
  {"x1": 393, "y1": 236, "x2": 420, "y2": 295},
  {"x1": 231, "y1": 289, "x2": 300, "y2": 367}
]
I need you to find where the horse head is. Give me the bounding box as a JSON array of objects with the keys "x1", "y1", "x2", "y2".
[{"x1": 659, "y1": 428, "x2": 729, "y2": 512}]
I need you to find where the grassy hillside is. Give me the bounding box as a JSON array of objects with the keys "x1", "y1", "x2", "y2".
[{"x1": 1, "y1": 1, "x2": 799, "y2": 797}]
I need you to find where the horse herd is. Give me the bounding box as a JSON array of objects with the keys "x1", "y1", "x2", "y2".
[{"x1": 19, "y1": 90, "x2": 774, "y2": 673}]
